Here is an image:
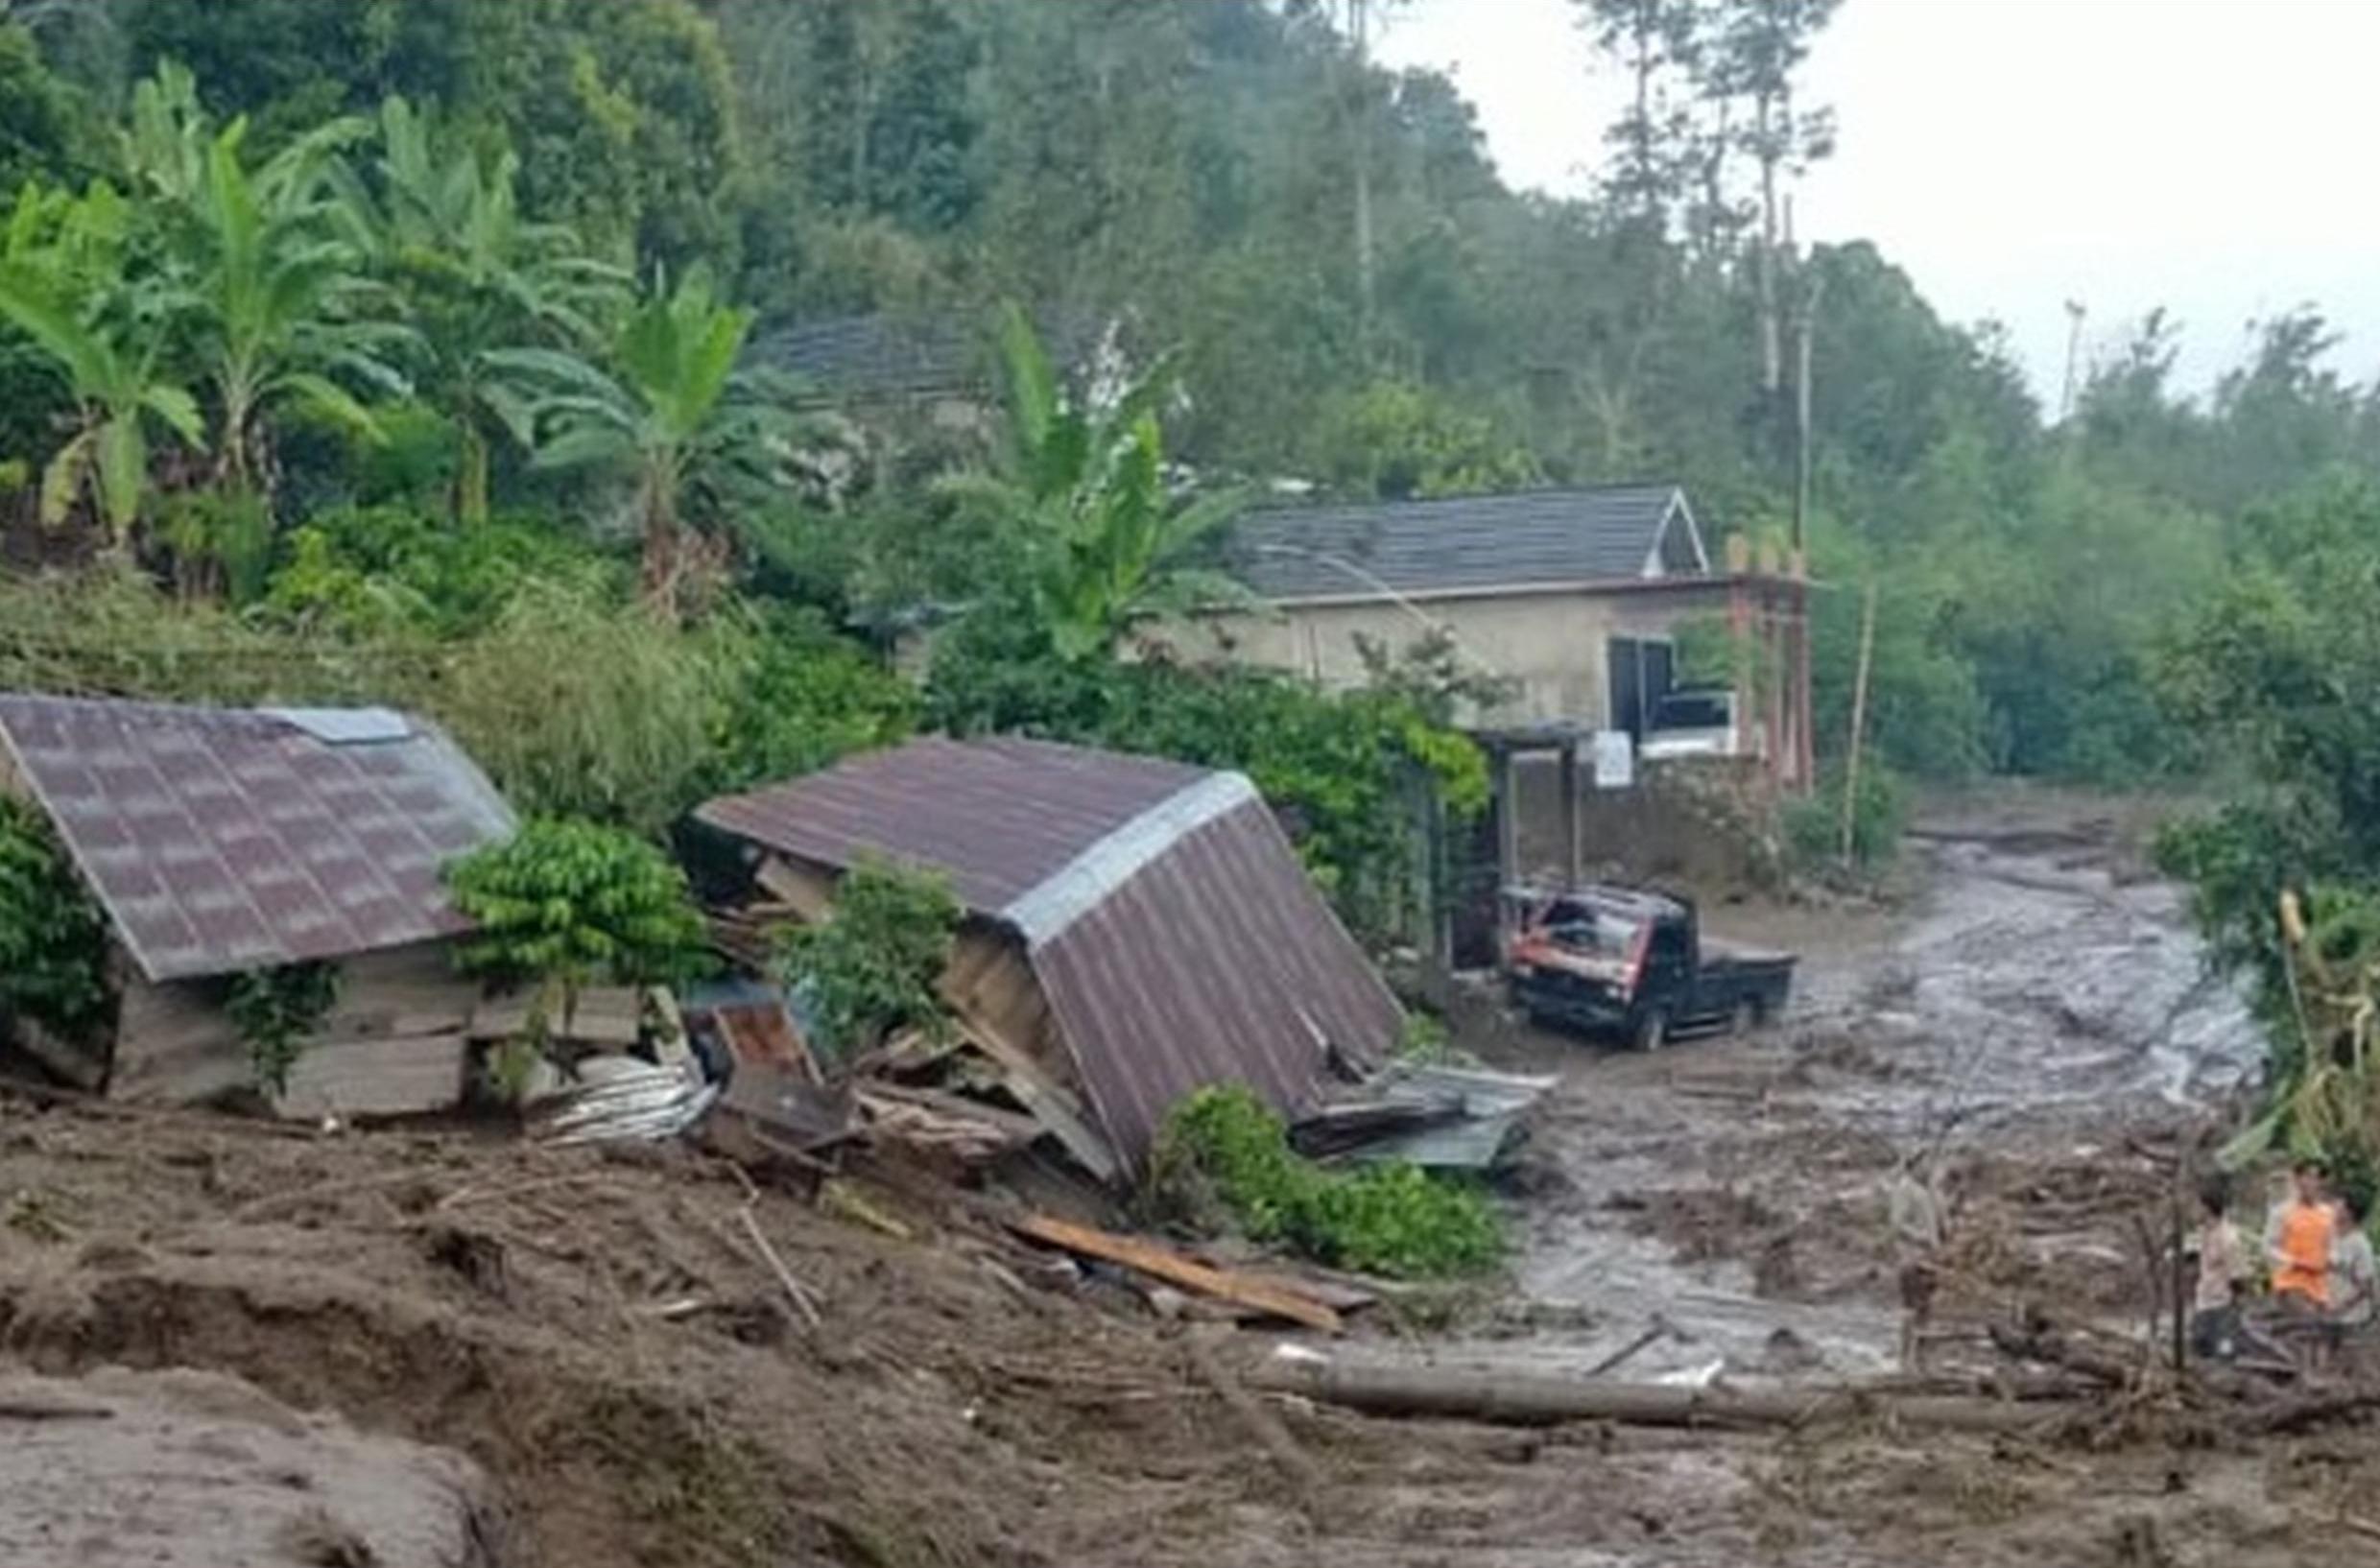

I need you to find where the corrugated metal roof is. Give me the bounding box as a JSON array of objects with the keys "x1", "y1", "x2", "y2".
[
  {"x1": 1226, "y1": 483, "x2": 1707, "y2": 601},
  {"x1": 0, "y1": 695, "x2": 515, "y2": 983},
  {"x1": 697, "y1": 737, "x2": 1403, "y2": 1168},
  {"x1": 696, "y1": 737, "x2": 1206, "y2": 915},
  {"x1": 1031, "y1": 796, "x2": 1402, "y2": 1168}
]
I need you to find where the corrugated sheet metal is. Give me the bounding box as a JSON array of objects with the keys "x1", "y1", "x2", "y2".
[
  {"x1": 1030, "y1": 796, "x2": 1403, "y2": 1168},
  {"x1": 697, "y1": 738, "x2": 1404, "y2": 1169},
  {"x1": 0, "y1": 695, "x2": 515, "y2": 983},
  {"x1": 696, "y1": 736, "x2": 1204, "y2": 915},
  {"x1": 1227, "y1": 483, "x2": 1702, "y2": 600}
]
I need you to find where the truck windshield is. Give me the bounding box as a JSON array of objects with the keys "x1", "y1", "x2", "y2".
[
  {"x1": 1652, "y1": 691, "x2": 1731, "y2": 731},
  {"x1": 1541, "y1": 901, "x2": 1645, "y2": 955}
]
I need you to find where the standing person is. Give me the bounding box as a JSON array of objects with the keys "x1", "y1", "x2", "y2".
[
  {"x1": 2330, "y1": 1187, "x2": 2376, "y2": 1370},
  {"x1": 2191, "y1": 1174, "x2": 2252, "y2": 1361},
  {"x1": 2265, "y1": 1159, "x2": 2336, "y2": 1321}
]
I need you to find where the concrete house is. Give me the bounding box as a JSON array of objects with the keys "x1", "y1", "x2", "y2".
[
  {"x1": 0, "y1": 695, "x2": 516, "y2": 1114},
  {"x1": 1172, "y1": 483, "x2": 1747, "y2": 743}
]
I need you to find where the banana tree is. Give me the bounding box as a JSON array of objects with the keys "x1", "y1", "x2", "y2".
[
  {"x1": 334, "y1": 96, "x2": 625, "y2": 526},
  {"x1": 0, "y1": 181, "x2": 204, "y2": 554},
  {"x1": 984, "y1": 304, "x2": 1246, "y2": 660},
  {"x1": 488, "y1": 266, "x2": 789, "y2": 618},
  {"x1": 124, "y1": 65, "x2": 412, "y2": 498}
]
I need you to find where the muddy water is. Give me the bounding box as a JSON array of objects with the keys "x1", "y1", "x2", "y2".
[{"x1": 1411, "y1": 826, "x2": 2264, "y2": 1388}]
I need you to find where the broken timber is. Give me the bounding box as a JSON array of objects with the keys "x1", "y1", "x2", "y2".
[
  {"x1": 1011, "y1": 1214, "x2": 1343, "y2": 1334},
  {"x1": 1251, "y1": 1356, "x2": 2061, "y2": 1434}
]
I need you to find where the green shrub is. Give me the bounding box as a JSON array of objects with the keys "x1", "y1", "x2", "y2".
[
  {"x1": 774, "y1": 858, "x2": 961, "y2": 1057},
  {"x1": 1152, "y1": 1084, "x2": 1502, "y2": 1280},
  {"x1": 0, "y1": 797, "x2": 112, "y2": 1043},
  {"x1": 445, "y1": 820, "x2": 710, "y2": 1029},
  {"x1": 226, "y1": 962, "x2": 341, "y2": 1096},
  {"x1": 1786, "y1": 761, "x2": 1906, "y2": 872}
]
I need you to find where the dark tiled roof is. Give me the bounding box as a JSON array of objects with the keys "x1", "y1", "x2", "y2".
[
  {"x1": 749, "y1": 309, "x2": 1101, "y2": 402},
  {"x1": 696, "y1": 737, "x2": 1401, "y2": 1167},
  {"x1": 0, "y1": 696, "x2": 515, "y2": 983},
  {"x1": 1226, "y1": 483, "x2": 1704, "y2": 601}
]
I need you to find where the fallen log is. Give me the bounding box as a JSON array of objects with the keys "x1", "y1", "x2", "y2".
[
  {"x1": 1010, "y1": 1214, "x2": 1343, "y2": 1333},
  {"x1": 1250, "y1": 1355, "x2": 2064, "y2": 1434},
  {"x1": 1988, "y1": 1322, "x2": 2142, "y2": 1389}
]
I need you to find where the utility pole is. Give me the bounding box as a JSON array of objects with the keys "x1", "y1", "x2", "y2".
[
  {"x1": 2059, "y1": 299, "x2": 2087, "y2": 425},
  {"x1": 1840, "y1": 580, "x2": 1877, "y2": 865},
  {"x1": 1349, "y1": 0, "x2": 1376, "y2": 353},
  {"x1": 1791, "y1": 270, "x2": 1823, "y2": 792}
]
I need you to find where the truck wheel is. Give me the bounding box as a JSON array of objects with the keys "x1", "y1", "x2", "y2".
[
  {"x1": 1633, "y1": 1009, "x2": 1671, "y2": 1053},
  {"x1": 1732, "y1": 998, "x2": 1765, "y2": 1037}
]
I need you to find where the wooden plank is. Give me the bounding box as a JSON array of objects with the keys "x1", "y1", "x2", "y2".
[
  {"x1": 1011, "y1": 1214, "x2": 1343, "y2": 1334},
  {"x1": 961, "y1": 1015, "x2": 1121, "y2": 1183},
  {"x1": 469, "y1": 986, "x2": 641, "y2": 1047},
  {"x1": 303, "y1": 943, "x2": 473, "y2": 1044},
  {"x1": 276, "y1": 1031, "x2": 469, "y2": 1120},
  {"x1": 109, "y1": 974, "x2": 250, "y2": 1104},
  {"x1": 753, "y1": 856, "x2": 836, "y2": 921}
]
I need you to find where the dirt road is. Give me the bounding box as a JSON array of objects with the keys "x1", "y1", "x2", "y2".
[{"x1": 1445, "y1": 806, "x2": 2263, "y2": 1384}]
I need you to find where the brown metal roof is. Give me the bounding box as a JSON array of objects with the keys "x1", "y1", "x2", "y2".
[
  {"x1": 697, "y1": 737, "x2": 1402, "y2": 1168},
  {"x1": 1030, "y1": 796, "x2": 1402, "y2": 1167},
  {"x1": 0, "y1": 695, "x2": 515, "y2": 983},
  {"x1": 695, "y1": 736, "x2": 1206, "y2": 915}
]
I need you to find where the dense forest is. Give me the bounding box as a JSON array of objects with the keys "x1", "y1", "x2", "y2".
[{"x1": 5, "y1": 0, "x2": 2380, "y2": 1105}]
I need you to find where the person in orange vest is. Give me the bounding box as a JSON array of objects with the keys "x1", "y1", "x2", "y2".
[{"x1": 2264, "y1": 1158, "x2": 2336, "y2": 1317}]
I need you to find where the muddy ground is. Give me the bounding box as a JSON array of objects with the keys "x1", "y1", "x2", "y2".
[{"x1": 0, "y1": 796, "x2": 2372, "y2": 1567}]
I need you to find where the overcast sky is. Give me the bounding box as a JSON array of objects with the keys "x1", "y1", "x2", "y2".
[{"x1": 1375, "y1": 0, "x2": 2380, "y2": 407}]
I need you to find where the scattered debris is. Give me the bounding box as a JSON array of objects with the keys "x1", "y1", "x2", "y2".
[
  {"x1": 1011, "y1": 1213, "x2": 1344, "y2": 1333},
  {"x1": 534, "y1": 1057, "x2": 716, "y2": 1146}
]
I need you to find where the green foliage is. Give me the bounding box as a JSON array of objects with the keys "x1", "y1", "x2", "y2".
[
  {"x1": 444, "y1": 819, "x2": 710, "y2": 1021},
  {"x1": 699, "y1": 605, "x2": 918, "y2": 796},
  {"x1": 774, "y1": 858, "x2": 961, "y2": 1057},
  {"x1": 490, "y1": 264, "x2": 787, "y2": 615},
  {"x1": 0, "y1": 796, "x2": 112, "y2": 1043},
  {"x1": 1784, "y1": 761, "x2": 1905, "y2": 873},
  {"x1": 259, "y1": 501, "x2": 614, "y2": 636},
  {"x1": 438, "y1": 579, "x2": 724, "y2": 838},
  {"x1": 973, "y1": 302, "x2": 1247, "y2": 662},
  {"x1": 1310, "y1": 378, "x2": 1539, "y2": 501},
  {"x1": 226, "y1": 960, "x2": 339, "y2": 1096},
  {"x1": 2157, "y1": 478, "x2": 2380, "y2": 1167},
  {"x1": 1152, "y1": 1085, "x2": 1501, "y2": 1280}
]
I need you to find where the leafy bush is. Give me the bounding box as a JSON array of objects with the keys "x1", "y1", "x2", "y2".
[
  {"x1": 261, "y1": 504, "x2": 616, "y2": 637},
  {"x1": 0, "y1": 798, "x2": 112, "y2": 1043},
  {"x1": 698, "y1": 605, "x2": 918, "y2": 796},
  {"x1": 445, "y1": 820, "x2": 710, "y2": 1027},
  {"x1": 1152, "y1": 1084, "x2": 1502, "y2": 1280},
  {"x1": 226, "y1": 962, "x2": 341, "y2": 1096},
  {"x1": 1785, "y1": 761, "x2": 1906, "y2": 873},
  {"x1": 438, "y1": 580, "x2": 728, "y2": 838},
  {"x1": 774, "y1": 858, "x2": 961, "y2": 1057}
]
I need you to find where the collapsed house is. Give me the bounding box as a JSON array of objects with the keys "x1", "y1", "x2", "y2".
[
  {"x1": 695, "y1": 736, "x2": 1408, "y2": 1178},
  {"x1": 0, "y1": 694, "x2": 516, "y2": 1115}
]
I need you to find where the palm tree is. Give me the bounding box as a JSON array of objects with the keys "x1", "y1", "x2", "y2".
[
  {"x1": 334, "y1": 96, "x2": 625, "y2": 526},
  {"x1": 124, "y1": 65, "x2": 411, "y2": 497},
  {"x1": 984, "y1": 304, "x2": 1244, "y2": 660},
  {"x1": 0, "y1": 181, "x2": 204, "y2": 554},
  {"x1": 488, "y1": 266, "x2": 788, "y2": 618}
]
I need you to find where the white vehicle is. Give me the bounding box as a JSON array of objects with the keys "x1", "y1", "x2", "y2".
[{"x1": 1638, "y1": 688, "x2": 1754, "y2": 761}]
